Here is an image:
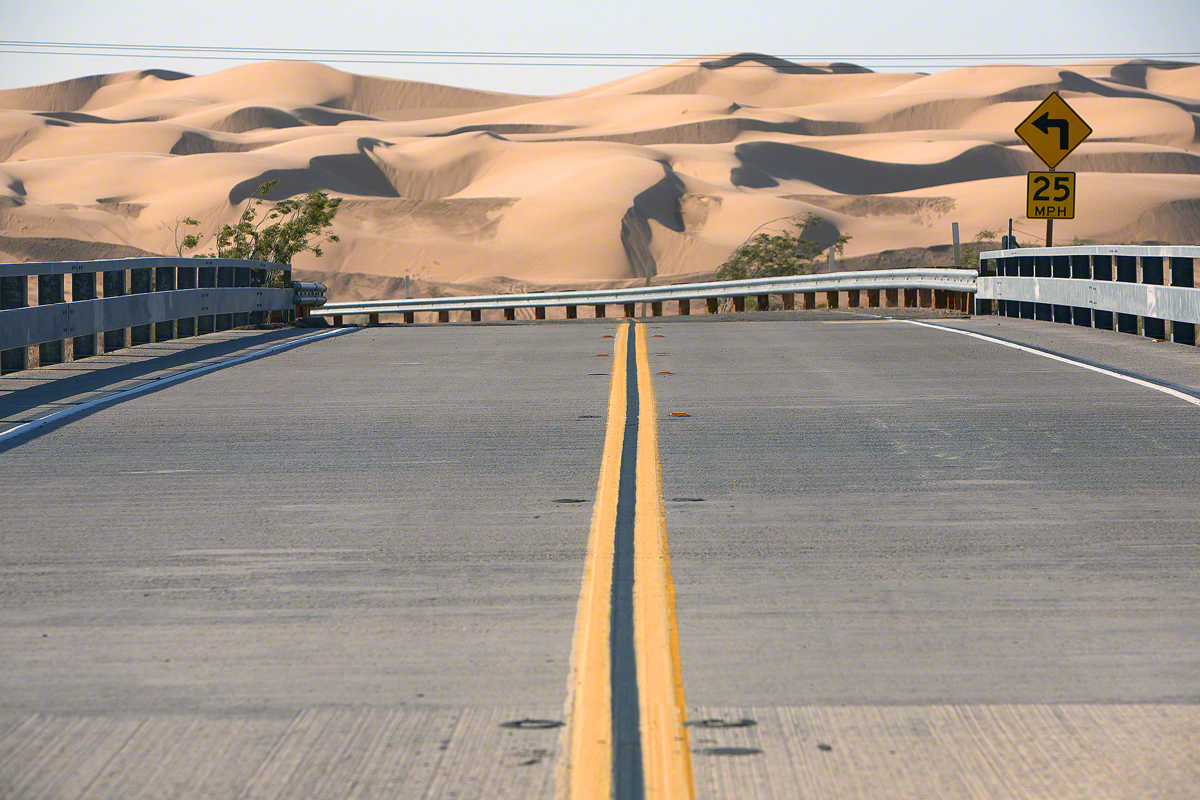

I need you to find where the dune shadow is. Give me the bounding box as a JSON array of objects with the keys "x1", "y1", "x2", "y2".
[
  {"x1": 621, "y1": 164, "x2": 687, "y2": 279},
  {"x1": 138, "y1": 69, "x2": 191, "y2": 81},
  {"x1": 699, "y1": 53, "x2": 872, "y2": 75},
  {"x1": 1059, "y1": 70, "x2": 1200, "y2": 113},
  {"x1": 230, "y1": 138, "x2": 401, "y2": 202},
  {"x1": 732, "y1": 141, "x2": 1032, "y2": 194},
  {"x1": 34, "y1": 111, "x2": 160, "y2": 125}
]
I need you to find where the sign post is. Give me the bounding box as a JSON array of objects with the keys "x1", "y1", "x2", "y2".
[{"x1": 1016, "y1": 92, "x2": 1092, "y2": 246}]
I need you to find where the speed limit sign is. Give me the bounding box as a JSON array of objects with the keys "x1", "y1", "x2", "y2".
[{"x1": 1027, "y1": 171, "x2": 1076, "y2": 220}]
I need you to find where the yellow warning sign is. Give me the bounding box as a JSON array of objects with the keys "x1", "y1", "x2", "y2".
[
  {"x1": 1016, "y1": 93, "x2": 1093, "y2": 169},
  {"x1": 1027, "y1": 171, "x2": 1076, "y2": 219}
]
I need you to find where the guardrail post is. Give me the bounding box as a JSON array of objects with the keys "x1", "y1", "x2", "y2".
[
  {"x1": 1034, "y1": 252, "x2": 1051, "y2": 275},
  {"x1": 71, "y1": 271, "x2": 98, "y2": 358},
  {"x1": 826, "y1": 291, "x2": 838, "y2": 309},
  {"x1": 439, "y1": 310, "x2": 451, "y2": 323},
  {"x1": 1068, "y1": 254, "x2": 1091, "y2": 326},
  {"x1": 782, "y1": 292, "x2": 795, "y2": 310},
  {"x1": 1170, "y1": 256, "x2": 1196, "y2": 345},
  {"x1": 904, "y1": 288, "x2": 917, "y2": 307},
  {"x1": 368, "y1": 313, "x2": 380, "y2": 326},
  {"x1": 0, "y1": 270, "x2": 29, "y2": 373},
  {"x1": 566, "y1": 305, "x2": 577, "y2": 319},
  {"x1": 732, "y1": 296, "x2": 745, "y2": 313},
  {"x1": 1017, "y1": 255, "x2": 1033, "y2": 319},
  {"x1": 1088, "y1": 255, "x2": 1113, "y2": 330},
  {"x1": 866, "y1": 289, "x2": 880, "y2": 308},
  {"x1": 1115, "y1": 255, "x2": 1139, "y2": 334},
  {"x1": 1044, "y1": 254, "x2": 1064, "y2": 323},
  {"x1": 502, "y1": 307, "x2": 514, "y2": 321},
  {"x1": 678, "y1": 299, "x2": 690, "y2": 316},
  {"x1": 848, "y1": 289, "x2": 860, "y2": 308},
  {"x1": 470, "y1": 309, "x2": 482, "y2": 322},
  {"x1": 706, "y1": 297, "x2": 718, "y2": 314},
  {"x1": 37, "y1": 271, "x2": 66, "y2": 365},
  {"x1": 651, "y1": 301, "x2": 663, "y2": 317},
  {"x1": 884, "y1": 288, "x2": 898, "y2": 308},
  {"x1": 757, "y1": 293, "x2": 770, "y2": 311},
  {"x1": 403, "y1": 311, "x2": 415, "y2": 324},
  {"x1": 129, "y1": 266, "x2": 152, "y2": 344},
  {"x1": 178, "y1": 263, "x2": 197, "y2": 338},
  {"x1": 804, "y1": 292, "x2": 816, "y2": 310},
  {"x1": 594, "y1": 304, "x2": 606, "y2": 318},
  {"x1": 333, "y1": 314, "x2": 344, "y2": 326},
  {"x1": 623, "y1": 303, "x2": 635, "y2": 317},
  {"x1": 153, "y1": 264, "x2": 177, "y2": 342},
  {"x1": 1141, "y1": 256, "x2": 1167, "y2": 340},
  {"x1": 196, "y1": 264, "x2": 216, "y2": 332},
  {"x1": 535, "y1": 306, "x2": 546, "y2": 320},
  {"x1": 976, "y1": 259, "x2": 993, "y2": 315},
  {"x1": 917, "y1": 288, "x2": 932, "y2": 308}
]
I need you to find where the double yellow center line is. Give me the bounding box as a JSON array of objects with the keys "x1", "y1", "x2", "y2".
[{"x1": 560, "y1": 322, "x2": 695, "y2": 800}]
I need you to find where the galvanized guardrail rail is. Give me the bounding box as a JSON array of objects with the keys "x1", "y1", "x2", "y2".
[
  {"x1": 0, "y1": 257, "x2": 321, "y2": 374},
  {"x1": 977, "y1": 246, "x2": 1200, "y2": 345},
  {"x1": 316, "y1": 268, "x2": 978, "y2": 324}
]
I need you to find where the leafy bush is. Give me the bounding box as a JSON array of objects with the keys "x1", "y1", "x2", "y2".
[
  {"x1": 960, "y1": 229, "x2": 999, "y2": 272},
  {"x1": 717, "y1": 213, "x2": 849, "y2": 282},
  {"x1": 172, "y1": 180, "x2": 342, "y2": 265}
]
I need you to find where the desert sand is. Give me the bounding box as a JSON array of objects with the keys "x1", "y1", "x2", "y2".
[{"x1": 1, "y1": 54, "x2": 1198, "y2": 300}]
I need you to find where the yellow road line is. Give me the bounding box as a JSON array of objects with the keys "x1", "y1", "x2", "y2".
[
  {"x1": 561, "y1": 323, "x2": 628, "y2": 800},
  {"x1": 633, "y1": 323, "x2": 696, "y2": 800},
  {"x1": 561, "y1": 322, "x2": 694, "y2": 800}
]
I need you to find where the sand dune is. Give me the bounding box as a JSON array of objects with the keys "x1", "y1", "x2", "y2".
[{"x1": 2, "y1": 54, "x2": 1198, "y2": 293}]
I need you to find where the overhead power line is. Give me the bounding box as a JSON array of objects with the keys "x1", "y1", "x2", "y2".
[{"x1": 1, "y1": 40, "x2": 1197, "y2": 70}]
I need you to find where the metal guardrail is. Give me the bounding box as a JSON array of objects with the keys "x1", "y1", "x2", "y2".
[
  {"x1": 978, "y1": 246, "x2": 1200, "y2": 345},
  {"x1": 316, "y1": 268, "x2": 978, "y2": 322},
  {"x1": 293, "y1": 282, "x2": 329, "y2": 308},
  {"x1": 0, "y1": 257, "x2": 301, "y2": 373}
]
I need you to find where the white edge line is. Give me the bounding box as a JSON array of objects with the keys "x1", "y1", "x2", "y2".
[
  {"x1": 0, "y1": 327, "x2": 356, "y2": 445},
  {"x1": 905, "y1": 320, "x2": 1200, "y2": 407}
]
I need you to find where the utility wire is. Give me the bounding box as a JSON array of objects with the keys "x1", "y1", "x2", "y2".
[
  {"x1": 3, "y1": 40, "x2": 1199, "y2": 58},
  {"x1": 1, "y1": 40, "x2": 1197, "y2": 69}
]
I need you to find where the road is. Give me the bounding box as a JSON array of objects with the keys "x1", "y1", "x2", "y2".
[{"x1": 1, "y1": 313, "x2": 1197, "y2": 798}]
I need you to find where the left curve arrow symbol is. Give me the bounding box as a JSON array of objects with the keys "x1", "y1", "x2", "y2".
[{"x1": 1033, "y1": 112, "x2": 1069, "y2": 149}]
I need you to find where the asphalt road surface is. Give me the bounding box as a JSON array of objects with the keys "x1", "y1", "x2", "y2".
[{"x1": 1, "y1": 314, "x2": 1197, "y2": 799}]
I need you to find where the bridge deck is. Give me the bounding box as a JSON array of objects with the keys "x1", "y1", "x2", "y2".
[{"x1": 1, "y1": 315, "x2": 1197, "y2": 798}]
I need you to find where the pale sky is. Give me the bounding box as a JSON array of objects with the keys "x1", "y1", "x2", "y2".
[{"x1": 1, "y1": 0, "x2": 1197, "y2": 95}]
